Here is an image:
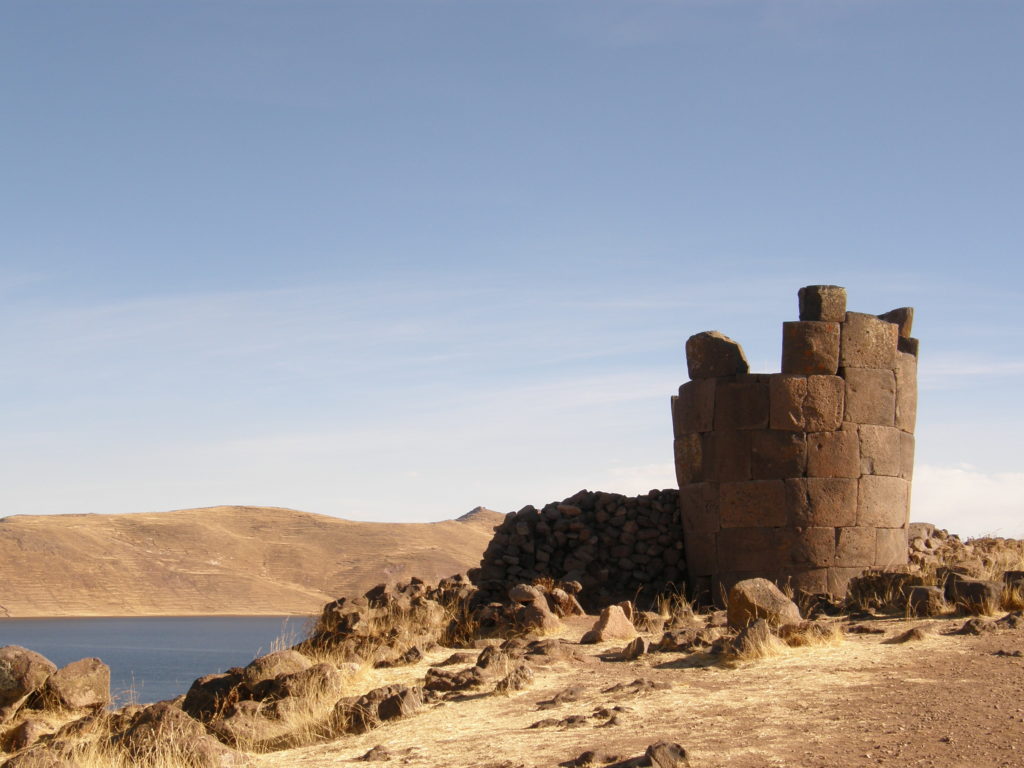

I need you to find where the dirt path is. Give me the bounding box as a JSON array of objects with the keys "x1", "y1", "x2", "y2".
[{"x1": 256, "y1": 615, "x2": 1024, "y2": 768}]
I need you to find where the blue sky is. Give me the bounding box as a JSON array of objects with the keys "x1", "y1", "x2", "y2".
[{"x1": 2, "y1": 1, "x2": 1022, "y2": 537}]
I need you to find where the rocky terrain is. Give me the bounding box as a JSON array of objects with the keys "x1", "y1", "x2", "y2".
[
  {"x1": 2, "y1": 531, "x2": 1023, "y2": 768},
  {"x1": 0, "y1": 506, "x2": 503, "y2": 617}
]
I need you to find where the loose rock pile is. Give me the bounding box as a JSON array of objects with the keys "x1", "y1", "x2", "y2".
[{"x1": 471, "y1": 489, "x2": 683, "y2": 611}]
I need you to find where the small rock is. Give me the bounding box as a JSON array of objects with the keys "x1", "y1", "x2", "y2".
[
  {"x1": 580, "y1": 606, "x2": 638, "y2": 644},
  {"x1": 360, "y1": 745, "x2": 391, "y2": 761}
]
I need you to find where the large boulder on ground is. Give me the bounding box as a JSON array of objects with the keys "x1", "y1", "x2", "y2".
[
  {"x1": 520, "y1": 602, "x2": 562, "y2": 634},
  {"x1": 727, "y1": 579, "x2": 801, "y2": 630},
  {"x1": 947, "y1": 577, "x2": 1002, "y2": 614},
  {"x1": 241, "y1": 650, "x2": 312, "y2": 687},
  {"x1": 182, "y1": 672, "x2": 246, "y2": 721},
  {"x1": 40, "y1": 658, "x2": 110, "y2": 711},
  {"x1": 580, "y1": 605, "x2": 638, "y2": 644},
  {"x1": 120, "y1": 702, "x2": 238, "y2": 767},
  {"x1": 0, "y1": 647, "x2": 57, "y2": 722}
]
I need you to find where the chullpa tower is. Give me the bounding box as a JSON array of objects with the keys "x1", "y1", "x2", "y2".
[{"x1": 671, "y1": 285, "x2": 918, "y2": 603}]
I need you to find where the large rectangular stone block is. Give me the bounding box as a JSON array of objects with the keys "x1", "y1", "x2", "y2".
[
  {"x1": 769, "y1": 374, "x2": 844, "y2": 432},
  {"x1": 714, "y1": 379, "x2": 770, "y2": 431},
  {"x1": 894, "y1": 350, "x2": 918, "y2": 433},
  {"x1": 875, "y1": 527, "x2": 909, "y2": 568},
  {"x1": 835, "y1": 525, "x2": 876, "y2": 566},
  {"x1": 899, "y1": 432, "x2": 915, "y2": 480},
  {"x1": 798, "y1": 285, "x2": 847, "y2": 322},
  {"x1": 778, "y1": 526, "x2": 835, "y2": 568},
  {"x1": 859, "y1": 425, "x2": 902, "y2": 477},
  {"x1": 804, "y1": 375, "x2": 846, "y2": 432},
  {"x1": 703, "y1": 430, "x2": 751, "y2": 482},
  {"x1": 785, "y1": 477, "x2": 858, "y2": 527},
  {"x1": 750, "y1": 430, "x2": 806, "y2": 479},
  {"x1": 784, "y1": 567, "x2": 829, "y2": 595},
  {"x1": 678, "y1": 379, "x2": 716, "y2": 433},
  {"x1": 806, "y1": 429, "x2": 860, "y2": 478},
  {"x1": 718, "y1": 527, "x2": 780, "y2": 572},
  {"x1": 720, "y1": 480, "x2": 787, "y2": 527},
  {"x1": 684, "y1": 531, "x2": 718, "y2": 576},
  {"x1": 678, "y1": 482, "x2": 720, "y2": 534},
  {"x1": 844, "y1": 368, "x2": 896, "y2": 426},
  {"x1": 781, "y1": 321, "x2": 840, "y2": 375},
  {"x1": 857, "y1": 475, "x2": 911, "y2": 528},
  {"x1": 840, "y1": 312, "x2": 899, "y2": 369},
  {"x1": 674, "y1": 434, "x2": 703, "y2": 486},
  {"x1": 828, "y1": 566, "x2": 866, "y2": 597}
]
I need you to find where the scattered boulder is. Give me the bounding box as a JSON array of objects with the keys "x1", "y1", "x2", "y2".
[
  {"x1": 947, "y1": 578, "x2": 1002, "y2": 614},
  {"x1": 885, "y1": 627, "x2": 930, "y2": 644},
  {"x1": 905, "y1": 586, "x2": 946, "y2": 617},
  {"x1": 360, "y1": 745, "x2": 392, "y2": 762},
  {"x1": 0, "y1": 647, "x2": 57, "y2": 723},
  {"x1": 521, "y1": 602, "x2": 562, "y2": 634},
  {"x1": 727, "y1": 579, "x2": 801, "y2": 630},
  {"x1": 956, "y1": 618, "x2": 996, "y2": 636},
  {"x1": 1, "y1": 718, "x2": 52, "y2": 752},
  {"x1": 241, "y1": 650, "x2": 312, "y2": 687},
  {"x1": 997, "y1": 611, "x2": 1024, "y2": 630},
  {"x1": 121, "y1": 701, "x2": 236, "y2": 768},
  {"x1": 495, "y1": 663, "x2": 535, "y2": 693},
  {"x1": 40, "y1": 658, "x2": 110, "y2": 711},
  {"x1": 618, "y1": 637, "x2": 650, "y2": 661},
  {"x1": 580, "y1": 606, "x2": 638, "y2": 644},
  {"x1": 646, "y1": 741, "x2": 691, "y2": 768},
  {"x1": 730, "y1": 619, "x2": 776, "y2": 657},
  {"x1": 182, "y1": 672, "x2": 245, "y2": 721}
]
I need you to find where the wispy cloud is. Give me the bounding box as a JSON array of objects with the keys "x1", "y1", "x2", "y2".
[{"x1": 912, "y1": 464, "x2": 1024, "y2": 539}]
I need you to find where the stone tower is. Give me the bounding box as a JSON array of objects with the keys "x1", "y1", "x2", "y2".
[{"x1": 671, "y1": 285, "x2": 918, "y2": 602}]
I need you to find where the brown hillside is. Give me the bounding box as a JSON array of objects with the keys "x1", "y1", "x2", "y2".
[{"x1": 0, "y1": 506, "x2": 503, "y2": 618}]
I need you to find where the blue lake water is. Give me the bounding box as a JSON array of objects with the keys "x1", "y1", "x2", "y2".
[{"x1": 0, "y1": 616, "x2": 308, "y2": 706}]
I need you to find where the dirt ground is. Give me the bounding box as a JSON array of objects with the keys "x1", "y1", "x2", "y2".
[{"x1": 253, "y1": 613, "x2": 1024, "y2": 768}]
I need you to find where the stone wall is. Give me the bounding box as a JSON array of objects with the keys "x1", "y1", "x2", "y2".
[
  {"x1": 673, "y1": 285, "x2": 919, "y2": 602},
  {"x1": 471, "y1": 489, "x2": 683, "y2": 611}
]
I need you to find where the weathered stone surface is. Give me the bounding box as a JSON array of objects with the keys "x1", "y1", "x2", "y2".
[
  {"x1": 877, "y1": 307, "x2": 914, "y2": 338},
  {"x1": 521, "y1": 601, "x2": 562, "y2": 634},
  {"x1": 242, "y1": 650, "x2": 312, "y2": 687},
  {"x1": 703, "y1": 430, "x2": 750, "y2": 482},
  {"x1": 827, "y1": 567, "x2": 865, "y2": 597},
  {"x1": 720, "y1": 480, "x2": 787, "y2": 528},
  {"x1": 678, "y1": 482, "x2": 719, "y2": 534},
  {"x1": 894, "y1": 350, "x2": 918, "y2": 432},
  {"x1": 948, "y1": 578, "x2": 1002, "y2": 613},
  {"x1": 840, "y1": 312, "x2": 898, "y2": 369},
  {"x1": 41, "y1": 658, "x2": 110, "y2": 711},
  {"x1": 750, "y1": 431, "x2": 806, "y2": 479},
  {"x1": 875, "y1": 527, "x2": 909, "y2": 568},
  {"x1": 798, "y1": 285, "x2": 847, "y2": 322},
  {"x1": 906, "y1": 586, "x2": 945, "y2": 617},
  {"x1": 727, "y1": 578, "x2": 801, "y2": 629},
  {"x1": 677, "y1": 379, "x2": 715, "y2": 433},
  {"x1": 646, "y1": 739, "x2": 692, "y2": 768},
  {"x1": 769, "y1": 375, "x2": 844, "y2": 432},
  {"x1": 714, "y1": 379, "x2": 770, "y2": 431},
  {"x1": 899, "y1": 336, "x2": 920, "y2": 356},
  {"x1": 778, "y1": 527, "x2": 835, "y2": 568},
  {"x1": 718, "y1": 528, "x2": 779, "y2": 573},
  {"x1": 684, "y1": 531, "x2": 717, "y2": 576},
  {"x1": 834, "y1": 526, "x2": 875, "y2": 566},
  {"x1": 509, "y1": 584, "x2": 545, "y2": 604},
  {"x1": 806, "y1": 429, "x2": 860, "y2": 478},
  {"x1": 899, "y1": 432, "x2": 915, "y2": 480},
  {"x1": 619, "y1": 636, "x2": 650, "y2": 661},
  {"x1": 785, "y1": 568, "x2": 829, "y2": 595},
  {"x1": 579, "y1": 605, "x2": 638, "y2": 644},
  {"x1": 685, "y1": 331, "x2": 749, "y2": 379},
  {"x1": 786, "y1": 478, "x2": 857, "y2": 527},
  {"x1": 844, "y1": 368, "x2": 896, "y2": 426},
  {"x1": 673, "y1": 434, "x2": 703, "y2": 486},
  {"x1": 0, "y1": 646, "x2": 56, "y2": 721},
  {"x1": 859, "y1": 425, "x2": 902, "y2": 476},
  {"x1": 781, "y1": 321, "x2": 840, "y2": 375},
  {"x1": 858, "y1": 476, "x2": 910, "y2": 528}
]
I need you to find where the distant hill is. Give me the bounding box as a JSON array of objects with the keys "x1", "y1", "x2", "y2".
[{"x1": 0, "y1": 505, "x2": 505, "y2": 618}]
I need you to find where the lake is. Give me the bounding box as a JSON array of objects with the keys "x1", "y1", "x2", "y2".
[{"x1": 0, "y1": 616, "x2": 309, "y2": 705}]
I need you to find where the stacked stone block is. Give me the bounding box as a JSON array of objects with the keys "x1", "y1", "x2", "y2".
[
  {"x1": 472, "y1": 489, "x2": 683, "y2": 611},
  {"x1": 673, "y1": 286, "x2": 919, "y2": 602}
]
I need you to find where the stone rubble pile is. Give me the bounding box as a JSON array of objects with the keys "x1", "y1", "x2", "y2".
[{"x1": 470, "y1": 488, "x2": 684, "y2": 611}]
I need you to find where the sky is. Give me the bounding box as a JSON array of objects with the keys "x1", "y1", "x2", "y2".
[{"x1": 2, "y1": 1, "x2": 1022, "y2": 538}]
